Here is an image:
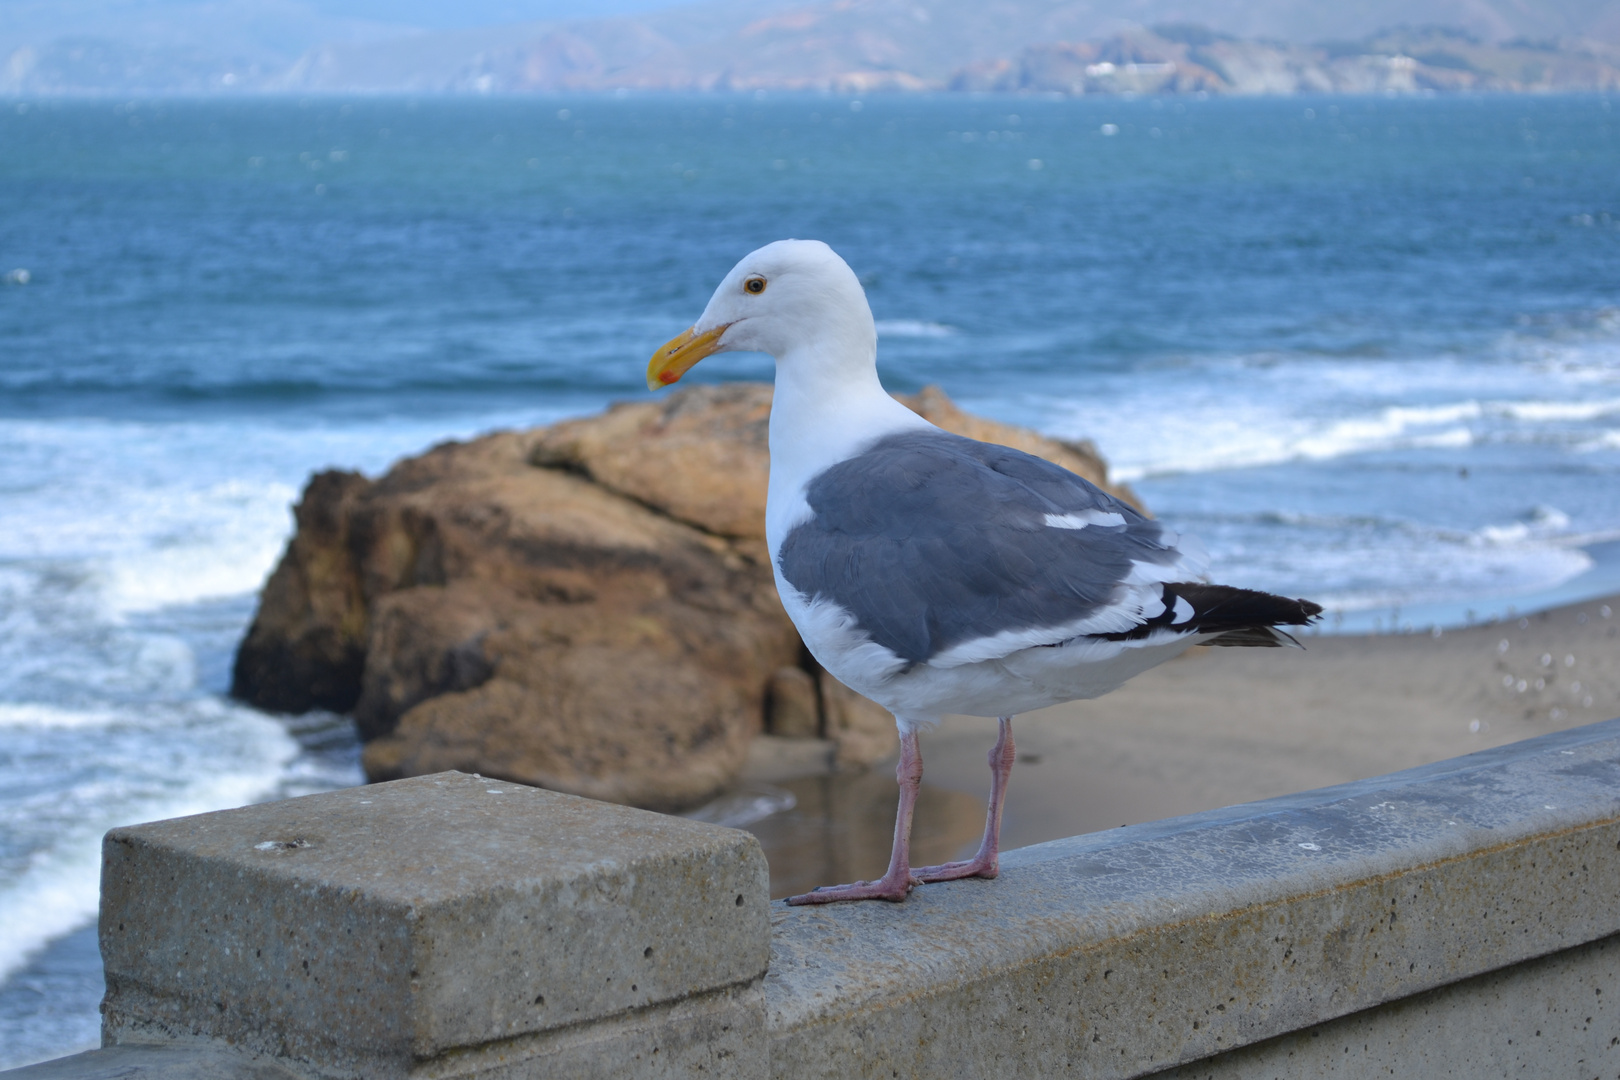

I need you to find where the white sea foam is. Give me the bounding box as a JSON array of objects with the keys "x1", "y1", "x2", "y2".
[
  {"x1": 1475, "y1": 505, "x2": 1572, "y2": 546},
  {"x1": 1098, "y1": 393, "x2": 1616, "y2": 481},
  {"x1": 1496, "y1": 397, "x2": 1620, "y2": 422},
  {"x1": 1229, "y1": 526, "x2": 1594, "y2": 616},
  {"x1": 875, "y1": 319, "x2": 957, "y2": 338},
  {"x1": 0, "y1": 704, "x2": 122, "y2": 730},
  {"x1": 1053, "y1": 348, "x2": 1620, "y2": 482},
  {"x1": 0, "y1": 699, "x2": 298, "y2": 984},
  {"x1": 0, "y1": 411, "x2": 555, "y2": 617},
  {"x1": 1582, "y1": 430, "x2": 1620, "y2": 451},
  {"x1": 1225, "y1": 497, "x2": 1598, "y2": 615}
]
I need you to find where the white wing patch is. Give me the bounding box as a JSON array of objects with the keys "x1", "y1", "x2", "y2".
[
  {"x1": 1172, "y1": 596, "x2": 1195, "y2": 624},
  {"x1": 926, "y1": 582, "x2": 1166, "y2": 669},
  {"x1": 1044, "y1": 509, "x2": 1127, "y2": 530}
]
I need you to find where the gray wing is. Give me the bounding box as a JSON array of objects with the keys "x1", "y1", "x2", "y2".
[{"x1": 776, "y1": 430, "x2": 1197, "y2": 666}]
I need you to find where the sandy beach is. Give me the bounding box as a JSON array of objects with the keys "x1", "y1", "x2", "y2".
[{"x1": 742, "y1": 594, "x2": 1619, "y2": 898}]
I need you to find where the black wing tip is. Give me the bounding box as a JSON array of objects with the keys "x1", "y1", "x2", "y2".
[
  {"x1": 1096, "y1": 583, "x2": 1324, "y2": 644},
  {"x1": 1177, "y1": 583, "x2": 1323, "y2": 627},
  {"x1": 1193, "y1": 589, "x2": 1322, "y2": 649}
]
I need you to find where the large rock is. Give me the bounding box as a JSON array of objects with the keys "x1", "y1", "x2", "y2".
[{"x1": 232, "y1": 383, "x2": 1140, "y2": 810}]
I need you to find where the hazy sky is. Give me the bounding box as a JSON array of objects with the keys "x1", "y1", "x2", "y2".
[
  {"x1": 1, "y1": 0, "x2": 695, "y2": 51},
  {"x1": 270, "y1": 0, "x2": 688, "y2": 27}
]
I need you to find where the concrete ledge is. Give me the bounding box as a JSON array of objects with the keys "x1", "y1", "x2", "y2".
[
  {"x1": 97, "y1": 773, "x2": 770, "y2": 1078},
  {"x1": 764, "y1": 717, "x2": 1620, "y2": 1078}
]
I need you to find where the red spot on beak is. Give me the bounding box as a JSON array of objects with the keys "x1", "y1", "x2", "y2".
[{"x1": 659, "y1": 370, "x2": 679, "y2": 384}]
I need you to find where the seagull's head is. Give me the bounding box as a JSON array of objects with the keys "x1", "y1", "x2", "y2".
[{"x1": 646, "y1": 239, "x2": 875, "y2": 391}]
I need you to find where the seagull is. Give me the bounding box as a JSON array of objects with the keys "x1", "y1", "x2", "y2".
[{"x1": 647, "y1": 239, "x2": 1321, "y2": 904}]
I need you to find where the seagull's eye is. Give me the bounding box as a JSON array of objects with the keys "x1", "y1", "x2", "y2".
[{"x1": 744, "y1": 276, "x2": 767, "y2": 294}]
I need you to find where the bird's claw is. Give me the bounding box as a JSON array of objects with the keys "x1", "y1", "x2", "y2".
[
  {"x1": 786, "y1": 874, "x2": 913, "y2": 904},
  {"x1": 911, "y1": 855, "x2": 998, "y2": 884}
]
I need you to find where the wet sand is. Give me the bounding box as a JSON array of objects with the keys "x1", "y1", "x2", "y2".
[{"x1": 738, "y1": 595, "x2": 1619, "y2": 899}]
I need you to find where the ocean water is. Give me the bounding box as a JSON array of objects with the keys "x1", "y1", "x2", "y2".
[{"x1": 2, "y1": 92, "x2": 1618, "y2": 1065}]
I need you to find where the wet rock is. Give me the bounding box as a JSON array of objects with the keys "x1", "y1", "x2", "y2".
[
  {"x1": 230, "y1": 470, "x2": 370, "y2": 715},
  {"x1": 766, "y1": 666, "x2": 822, "y2": 740}
]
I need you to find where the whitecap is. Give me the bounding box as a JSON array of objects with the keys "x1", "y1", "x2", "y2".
[
  {"x1": 1475, "y1": 505, "x2": 1572, "y2": 546},
  {"x1": 0, "y1": 704, "x2": 122, "y2": 730},
  {"x1": 1080, "y1": 387, "x2": 1620, "y2": 480},
  {"x1": 1577, "y1": 430, "x2": 1620, "y2": 451},
  {"x1": 875, "y1": 319, "x2": 957, "y2": 338},
  {"x1": 1267, "y1": 541, "x2": 1593, "y2": 615}
]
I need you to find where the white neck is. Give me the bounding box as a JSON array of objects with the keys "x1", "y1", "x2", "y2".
[{"x1": 764, "y1": 341, "x2": 933, "y2": 548}]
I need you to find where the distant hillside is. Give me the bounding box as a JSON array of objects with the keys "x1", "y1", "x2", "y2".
[
  {"x1": 956, "y1": 26, "x2": 1620, "y2": 96},
  {"x1": 5, "y1": 0, "x2": 1620, "y2": 94}
]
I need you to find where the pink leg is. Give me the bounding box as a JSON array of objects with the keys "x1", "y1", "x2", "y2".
[
  {"x1": 787, "y1": 728, "x2": 923, "y2": 904},
  {"x1": 913, "y1": 716, "x2": 1014, "y2": 884}
]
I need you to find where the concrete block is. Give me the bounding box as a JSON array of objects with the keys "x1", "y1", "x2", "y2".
[{"x1": 99, "y1": 772, "x2": 770, "y2": 1077}]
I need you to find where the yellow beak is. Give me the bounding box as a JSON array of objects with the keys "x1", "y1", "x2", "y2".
[{"x1": 646, "y1": 323, "x2": 731, "y2": 391}]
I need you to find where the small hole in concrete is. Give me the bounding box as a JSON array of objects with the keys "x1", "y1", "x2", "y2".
[
  {"x1": 631, "y1": 984, "x2": 638, "y2": 992},
  {"x1": 254, "y1": 838, "x2": 311, "y2": 852},
  {"x1": 534, "y1": 994, "x2": 544, "y2": 1006},
  {"x1": 644, "y1": 946, "x2": 654, "y2": 958},
  {"x1": 735, "y1": 894, "x2": 744, "y2": 906}
]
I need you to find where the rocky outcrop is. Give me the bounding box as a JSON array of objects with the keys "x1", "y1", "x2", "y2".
[
  {"x1": 231, "y1": 469, "x2": 371, "y2": 716},
  {"x1": 232, "y1": 382, "x2": 1139, "y2": 810}
]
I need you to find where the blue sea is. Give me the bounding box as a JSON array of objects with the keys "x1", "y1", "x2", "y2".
[{"x1": 1, "y1": 92, "x2": 1618, "y2": 1065}]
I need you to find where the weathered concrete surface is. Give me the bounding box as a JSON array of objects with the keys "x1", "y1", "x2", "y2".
[
  {"x1": 1150, "y1": 930, "x2": 1620, "y2": 1078},
  {"x1": 0, "y1": 1044, "x2": 303, "y2": 1080},
  {"x1": 764, "y1": 717, "x2": 1620, "y2": 1078},
  {"x1": 99, "y1": 772, "x2": 770, "y2": 1079}
]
